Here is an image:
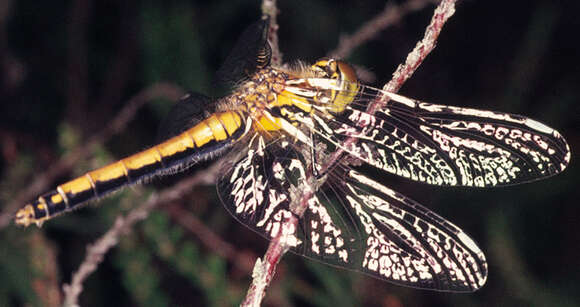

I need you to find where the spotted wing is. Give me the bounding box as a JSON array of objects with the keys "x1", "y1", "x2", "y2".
[
  {"x1": 217, "y1": 133, "x2": 487, "y2": 291},
  {"x1": 283, "y1": 80, "x2": 570, "y2": 187}
]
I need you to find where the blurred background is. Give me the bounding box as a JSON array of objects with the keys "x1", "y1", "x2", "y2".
[{"x1": 0, "y1": 0, "x2": 578, "y2": 306}]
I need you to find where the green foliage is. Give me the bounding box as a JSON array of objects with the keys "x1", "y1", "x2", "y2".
[
  {"x1": 0, "y1": 231, "x2": 41, "y2": 307},
  {"x1": 136, "y1": 211, "x2": 243, "y2": 306},
  {"x1": 116, "y1": 236, "x2": 170, "y2": 307}
]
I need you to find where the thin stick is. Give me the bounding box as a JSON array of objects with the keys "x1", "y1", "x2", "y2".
[
  {"x1": 261, "y1": 0, "x2": 282, "y2": 66},
  {"x1": 241, "y1": 0, "x2": 458, "y2": 305},
  {"x1": 381, "y1": 0, "x2": 456, "y2": 94},
  {"x1": 329, "y1": 0, "x2": 436, "y2": 59}
]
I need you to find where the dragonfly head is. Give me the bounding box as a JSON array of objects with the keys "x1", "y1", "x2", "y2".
[
  {"x1": 312, "y1": 59, "x2": 358, "y2": 83},
  {"x1": 311, "y1": 59, "x2": 359, "y2": 114}
]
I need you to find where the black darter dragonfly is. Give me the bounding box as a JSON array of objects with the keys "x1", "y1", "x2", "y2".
[{"x1": 15, "y1": 17, "x2": 570, "y2": 292}]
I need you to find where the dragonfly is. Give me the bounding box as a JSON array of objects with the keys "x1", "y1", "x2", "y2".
[{"x1": 15, "y1": 17, "x2": 570, "y2": 292}]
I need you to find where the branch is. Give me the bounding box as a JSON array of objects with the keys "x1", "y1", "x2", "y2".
[
  {"x1": 329, "y1": 0, "x2": 436, "y2": 59},
  {"x1": 381, "y1": 0, "x2": 456, "y2": 94},
  {"x1": 241, "y1": 0, "x2": 458, "y2": 305},
  {"x1": 241, "y1": 215, "x2": 297, "y2": 306},
  {"x1": 0, "y1": 82, "x2": 184, "y2": 229},
  {"x1": 62, "y1": 159, "x2": 223, "y2": 307},
  {"x1": 261, "y1": 0, "x2": 282, "y2": 66}
]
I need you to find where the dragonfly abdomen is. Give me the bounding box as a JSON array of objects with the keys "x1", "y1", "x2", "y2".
[{"x1": 15, "y1": 111, "x2": 246, "y2": 227}]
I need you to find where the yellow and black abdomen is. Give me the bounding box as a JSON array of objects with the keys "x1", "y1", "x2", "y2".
[{"x1": 15, "y1": 111, "x2": 246, "y2": 227}]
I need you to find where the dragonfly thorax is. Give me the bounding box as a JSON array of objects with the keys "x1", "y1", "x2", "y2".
[
  {"x1": 220, "y1": 59, "x2": 362, "y2": 135},
  {"x1": 218, "y1": 67, "x2": 288, "y2": 132}
]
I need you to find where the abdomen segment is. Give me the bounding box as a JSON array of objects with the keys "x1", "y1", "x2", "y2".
[{"x1": 15, "y1": 111, "x2": 245, "y2": 227}]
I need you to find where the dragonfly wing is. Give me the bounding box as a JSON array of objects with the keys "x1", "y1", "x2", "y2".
[
  {"x1": 286, "y1": 82, "x2": 570, "y2": 187},
  {"x1": 217, "y1": 133, "x2": 487, "y2": 291},
  {"x1": 217, "y1": 133, "x2": 309, "y2": 247},
  {"x1": 212, "y1": 16, "x2": 271, "y2": 95},
  {"x1": 337, "y1": 169, "x2": 487, "y2": 291}
]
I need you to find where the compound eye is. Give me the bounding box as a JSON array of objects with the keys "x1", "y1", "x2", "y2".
[{"x1": 335, "y1": 61, "x2": 358, "y2": 83}]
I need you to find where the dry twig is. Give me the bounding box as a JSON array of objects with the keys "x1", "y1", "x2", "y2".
[
  {"x1": 329, "y1": 0, "x2": 436, "y2": 59},
  {"x1": 261, "y1": 0, "x2": 282, "y2": 66}
]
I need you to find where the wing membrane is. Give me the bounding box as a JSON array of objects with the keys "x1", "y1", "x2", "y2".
[
  {"x1": 217, "y1": 133, "x2": 309, "y2": 248},
  {"x1": 217, "y1": 132, "x2": 487, "y2": 291},
  {"x1": 339, "y1": 169, "x2": 487, "y2": 291},
  {"x1": 282, "y1": 81, "x2": 570, "y2": 187}
]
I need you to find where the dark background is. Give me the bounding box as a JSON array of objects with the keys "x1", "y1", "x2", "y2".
[{"x1": 0, "y1": 0, "x2": 578, "y2": 306}]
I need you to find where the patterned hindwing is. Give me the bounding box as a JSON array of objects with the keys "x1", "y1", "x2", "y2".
[
  {"x1": 217, "y1": 132, "x2": 487, "y2": 291},
  {"x1": 217, "y1": 131, "x2": 361, "y2": 268},
  {"x1": 337, "y1": 169, "x2": 487, "y2": 291},
  {"x1": 293, "y1": 82, "x2": 571, "y2": 187}
]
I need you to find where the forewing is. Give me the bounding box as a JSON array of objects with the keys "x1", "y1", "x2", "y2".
[{"x1": 283, "y1": 80, "x2": 570, "y2": 187}]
